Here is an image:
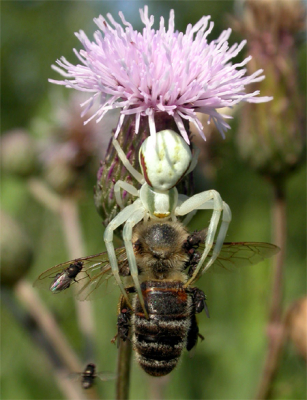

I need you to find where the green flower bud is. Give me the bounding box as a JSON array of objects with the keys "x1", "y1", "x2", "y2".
[
  {"x1": 0, "y1": 210, "x2": 34, "y2": 287},
  {"x1": 233, "y1": 0, "x2": 306, "y2": 183},
  {"x1": 37, "y1": 92, "x2": 114, "y2": 195},
  {"x1": 285, "y1": 297, "x2": 307, "y2": 361},
  {"x1": 0, "y1": 130, "x2": 38, "y2": 178},
  {"x1": 43, "y1": 156, "x2": 80, "y2": 195}
]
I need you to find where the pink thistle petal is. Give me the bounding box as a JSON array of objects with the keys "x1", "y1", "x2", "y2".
[{"x1": 49, "y1": 7, "x2": 272, "y2": 143}]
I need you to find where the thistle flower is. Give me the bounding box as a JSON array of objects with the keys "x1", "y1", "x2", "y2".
[{"x1": 50, "y1": 6, "x2": 272, "y2": 144}]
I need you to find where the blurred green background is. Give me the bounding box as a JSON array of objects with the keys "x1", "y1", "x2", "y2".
[{"x1": 1, "y1": 1, "x2": 306, "y2": 399}]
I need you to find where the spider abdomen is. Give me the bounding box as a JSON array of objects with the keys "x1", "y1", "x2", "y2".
[{"x1": 132, "y1": 281, "x2": 192, "y2": 377}]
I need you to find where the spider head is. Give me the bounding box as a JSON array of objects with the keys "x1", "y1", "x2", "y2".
[{"x1": 139, "y1": 130, "x2": 192, "y2": 191}]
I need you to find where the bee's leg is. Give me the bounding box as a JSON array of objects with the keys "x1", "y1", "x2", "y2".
[
  {"x1": 184, "y1": 229, "x2": 207, "y2": 250},
  {"x1": 185, "y1": 248, "x2": 201, "y2": 277},
  {"x1": 183, "y1": 230, "x2": 207, "y2": 275},
  {"x1": 111, "y1": 333, "x2": 118, "y2": 344},
  {"x1": 122, "y1": 208, "x2": 149, "y2": 318},
  {"x1": 104, "y1": 199, "x2": 143, "y2": 309},
  {"x1": 117, "y1": 308, "x2": 131, "y2": 342},
  {"x1": 186, "y1": 288, "x2": 208, "y2": 352},
  {"x1": 112, "y1": 294, "x2": 132, "y2": 347},
  {"x1": 186, "y1": 314, "x2": 200, "y2": 352},
  {"x1": 187, "y1": 287, "x2": 210, "y2": 318}
]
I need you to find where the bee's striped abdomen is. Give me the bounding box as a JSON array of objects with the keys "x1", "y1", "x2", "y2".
[{"x1": 132, "y1": 281, "x2": 192, "y2": 377}]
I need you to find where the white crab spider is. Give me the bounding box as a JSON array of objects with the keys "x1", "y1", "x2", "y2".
[{"x1": 103, "y1": 130, "x2": 232, "y2": 317}]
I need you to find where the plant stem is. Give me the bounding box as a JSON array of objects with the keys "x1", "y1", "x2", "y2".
[
  {"x1": 28, "y1": 179, "x2": 97, "y2": 362},
  {"x1": 116, "y1": 339, "x2": 132, "y2": 400},
  {"x1": 2, "y1": 287, "x2": 86, "y2": 400},
  {"x1": 255, "y1": 181, "x2": 287, "y2": 399},
  {"x1": 27, "y1": 179, "x2": 100, "y2": 397},
  {"x1": 15, "y1": 279, "x2": 83, "y2": 371},
  {"x1": 59, "y1": 197, "x2": 96, "y2": 361},
  {"x1": 270, "y1": 183, "x2": 287, "y2": 323},
  {"x1": 12, "y1": 280, "x2": 100, "y2": 400},
  {"x1": 28, "y1": 178, "x2": 62, "y2": 213}
]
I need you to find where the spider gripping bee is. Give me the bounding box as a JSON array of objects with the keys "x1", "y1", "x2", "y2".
[
  {"x1": 34, "y1": 130, "x2": 280, "y2": 376},
  {"x1": 103, "y1": 129, "x2": 232, "y2": 318},
  {"x1": 34, "y1": 220, "x2": 279, "y2": 376}
]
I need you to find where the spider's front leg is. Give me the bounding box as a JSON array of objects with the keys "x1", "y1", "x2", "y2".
[
  {"x1": 112, "y1": 139, "x2": 145, "y2": 184},
  {"x1": 112, "y1": 139, "x2": 144, "y2": 208},
  {"x1": 104, "y1": 199, "x2": 144, "y2": 308},
  {"x1": 114, "y1": 181, "x2": 139, "y2": 209},
  {"x1": 122, "y1": 208, "x2": 148, "y2": 318},
  {"x1": 175, "y1": 190, "x2": 232, "y2": 286},
  {"x1": 200, "y1": 201, "x2": 232, "y2": 276}
]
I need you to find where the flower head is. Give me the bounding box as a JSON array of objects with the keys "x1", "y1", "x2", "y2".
[{"x1": 50, "y1": 6, "x2": 272, "y2": 144}]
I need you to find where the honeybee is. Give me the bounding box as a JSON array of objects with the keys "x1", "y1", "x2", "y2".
[
  {"x1": 34, "y1": 221, "x2": 279, "y2": 376},
  {"x1": 70, "y1": 363, "x2": 115, "y2": 389}
]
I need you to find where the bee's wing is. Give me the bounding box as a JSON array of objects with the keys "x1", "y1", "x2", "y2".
[
  {"x1": 201, "y1": 242, "x2": 280, "y2": 273},
  {"x1": 75, "y1": 248, "x2": 128, "y2": 301},
  {"x1": 33, "y1": 248, "x2": 127, "y2": 300}
]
